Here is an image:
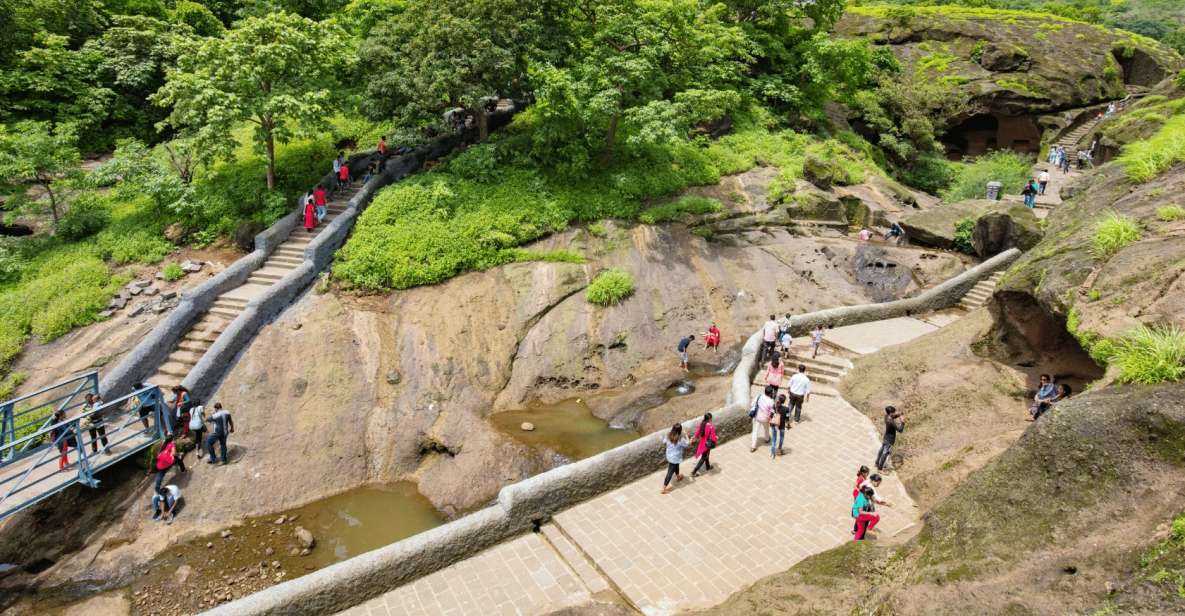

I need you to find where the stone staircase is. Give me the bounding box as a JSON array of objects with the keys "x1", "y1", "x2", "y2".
[
  {"x1": 1054, "y1": 116, "x2": 1103, "y2": 164},
  {"x1": 148, "y1": 189, "x2": 357, "y2": 386},
  {"x1": 957, "y1": 271, "x2": 1004, "y2": 311},
  {"x1": 754, "y1": 348, "x2": 853, "y2": 398}
]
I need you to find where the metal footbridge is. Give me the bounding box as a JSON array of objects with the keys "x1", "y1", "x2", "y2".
[{"x1": 0, "y1": 372, "x2": 171, "y2": 521}]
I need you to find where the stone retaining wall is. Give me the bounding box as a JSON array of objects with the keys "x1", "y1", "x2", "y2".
[{"x1": 204, "y1": 247, "x2": 1019, "y2": 616}]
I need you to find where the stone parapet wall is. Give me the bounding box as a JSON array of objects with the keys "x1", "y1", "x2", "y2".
[{"x1": 204, "y1": 247, "x2": 1019, "y2": 616}]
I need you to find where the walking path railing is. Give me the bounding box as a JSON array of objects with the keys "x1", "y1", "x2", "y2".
[{"x1": 0, "y1": 373, "x2": 168, "y2": 521}]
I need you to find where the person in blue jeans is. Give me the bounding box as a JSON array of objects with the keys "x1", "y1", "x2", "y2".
[
  {"x1": 204, "y1": 403, "x2": 235, "y2": 465},
  {"x1": 771, "y1": 394, "x2": 791, "y2": 459}
]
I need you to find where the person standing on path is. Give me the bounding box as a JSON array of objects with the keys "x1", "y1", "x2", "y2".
[
  {"x1": 332, "y1": 153, "x2": 343, "y2": 178},
  {"x1": 188, "y1": 403, "x2": 207, "y2": 462},
  {"x1": 661, "y1": 423, "x2": 689, "y2": 494},
  {"x1": 787, "y1": 364, "x2": 811, "y2": 423},
  {"x1": 1038, "y1": 168, "x2": 1050, "y2": 196},
  {"x1": 677, "y1": 334, "x2": 695, "y2": 372},
  {"x1": 765, "y1": 354, "x2": 786, "y2": 393},
  {"x1": 205, "y1": 403, "x2": 234, "y2": 465},
  {"x1": 303, "y1": 193, "x2": 316, "y2": 232},
  {"x1": 80, "y1": 393, "x2": 108, "y2": 455},
  {"x1": 811, "y1": 324, "x2": 826, "y2": 359},
  {"x1": 761, "y1": 315, "x2": 779, "y2": 364},
  {"x1": 314, "y1": 184, "x2": 328, "y2": 223},
  {"x1": 771, "y1": 394, "x2": 791, "y2": 459},
  {"x1": 876, "y1": 406, "x2": 904, "y2": 471},
  {"x1": 691, "y1": 413, "x2": 717, "y2": 477},
  {"x1": 50, "y1": 410, "x2": 76, "y2": 471},
  {"x1": 749, "y1": 385, "x2": 776, "y2": 453},
  {"x1": 1021, "y1": 180, "x2": 1035, "y2": 208}
]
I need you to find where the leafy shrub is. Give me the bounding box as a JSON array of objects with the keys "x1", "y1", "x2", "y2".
[
  {"x1": 161, "y1": 263, "x2": 185, "y2": 281},
  {"x1": 639, "y1": 196, "x2": 722, "y2": 224},
  {"x1": 586, "y1": 270, "x2": 635, "y2": 306},
  {"x1": 1119, "y1": 114, "x2": 1185, "y2": 183},
  {"x1": 953, "y1": 216, "x2": 976, "y2": 254},
  {"x1": 900, "y1": 156, "x2": 957, "y2": 194},
  {"x1": 587, "y1": 222, "x2": 608, "y2": 238},
  {"x1": 943, "y1": 151, "x2": 1033, "y2": 202},
  {"x1": 57, "y1": 194, "x2": 111, "y2": 241},
  {"x1": 504, "y1": 249, "x2": 586, "y2": 264},
  {"x1": 1157, "y1": 205, "x2": 1185, "y2": 221},
  {"x1": 1091, "y1": 211, "x2": 1141, "y2": 258},
  {"x1": 172, "y1": 0, "x2": 224, "y2": 37},
  {"x1": 92, "y1": 229, "x2": 172, "y2": 264},
  {"x1": 1108, "y1": 325, "x2": 1185, "y2": 385}
]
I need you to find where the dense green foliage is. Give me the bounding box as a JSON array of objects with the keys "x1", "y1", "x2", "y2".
[
  {"x1": 1118, "y1": 114, "x2": 1185, "y2": 183},
  {"x1": 952, "y1": 216, "x2": 976, "y2": 254},
  {"x1": 639, "y1": 197, "x2": 723, "y2": 225},
  {"x1": 943, "y1": 151, "x2": 1033, "y2": 202},
  {"x1": 1090, "y1": 211, "x2": 1141, "y2": 258},
  {"x1": 1108, "y1": 325, "x2": 1185, "y2": 385},
  {"x1": 586, "y1": 269, "x2": 635, "y2": 306}
]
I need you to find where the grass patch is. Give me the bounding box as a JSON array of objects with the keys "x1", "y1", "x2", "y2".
[
  {"x1": 1156, "y1": 205, "x2": 1185, "y2": 222},
  {"x1": 639, "y1": 196, "x2": 722, "y2": 225},
  {"x1": 1119, "y1": 114, "x2": 1185, "y2": 183},
  {"x1": 503, "y1": 249, "x2": 586, "y2": 264},
  {"x1": 586, "y1": 269, "x2": 635, "y2": 306},
  {"x1": 943, "y1": 151, "x2": 1032, "y2": 202},
  {"x1": 587, "y1": 222, "x2": 608, "y2": 238},
  {"x1": 161, "y1": 263, "x2": 185, "y2": 282},
  {"x1": 1139, "y1": 510, "x2": 1185, "y2": 602},
  {"x1": 1108, "y1": 325, "x2": 1185, "y2": 385},
  {"x1": 1090, "y1": 211, "x2": 1141, "y2": 258}
]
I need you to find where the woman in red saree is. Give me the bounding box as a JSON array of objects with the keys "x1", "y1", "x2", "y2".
[{"x1": 303, "y1": 196, "x2": 316, "y2": 232}]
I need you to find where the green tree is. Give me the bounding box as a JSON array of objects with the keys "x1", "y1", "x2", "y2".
[
  {"x1": 0, "y1": 34, "x2": 116, "y2": 139},
  {"x1": 361, "y1": 0, "x2": 548, "y2": 140},
  {"x1": 153, "y1": 12, "x2": 352, "y2": 190},
  {"x1": 0, "y1": 121, "x2": 82, "y2": 227},
  {"x1": 93, "y1": 139, "x2": 194, "y2": 218}
]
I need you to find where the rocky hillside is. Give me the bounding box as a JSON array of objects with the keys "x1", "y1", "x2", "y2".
[{"x1": 838, "y1": 6, "x2": 1181, "y2": 116}]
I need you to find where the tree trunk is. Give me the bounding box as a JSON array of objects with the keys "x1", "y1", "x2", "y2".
[
  {"x1": 42, "y1": 180, "x2": 60, "y2": 226},
  {"x1": 603, "y1": 113, "x2": 620, "y2": 161},
  {"x1": 477, "y1": 108, "x2": 489, "y2": 141},
  {"x1": 264, "y1": 130, "x2": 276, "y2": 191}
]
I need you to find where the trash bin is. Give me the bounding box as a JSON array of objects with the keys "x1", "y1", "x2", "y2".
[{"x1": 986, "y1": 181, "x2": 1002, "y2": 200}]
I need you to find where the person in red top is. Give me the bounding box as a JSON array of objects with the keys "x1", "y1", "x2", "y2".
[
  {"x1": 313, "y1": 185, "x2": 327, "y2": 222},
  {"x1": 377, "y1": 135, "x2": 387, "y2": 156},
  {"x1": 690, "y1": 413, "x2": 718, "y2": 477},
  {"x1": 337, "y1": 162, "x2": 350, "y2": 189},
  {"x1": 703, "y1": 323, "x2": 721, "y2": 352},
  {"x1": 303, "y1": 195, "x2": 316, "y2": 232}
]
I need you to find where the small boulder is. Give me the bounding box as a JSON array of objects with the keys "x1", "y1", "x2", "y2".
[
  {"x1": 273, "y1": 515, "x2": 286, "y2": 525},
  {"x1": 972, "y1": 204, "x2": 1043, "y2": 257},
  {"x1": 128, "y1": 286, "x2": 144, "y2": 296},
  {"x1": 133, "y1": 279, "x2": 152, "y2": 288},
  {"x1": 99, "y1": 309, "x2": 115, "y2": 319},
  {"x1": 220, "y1": 530, "x2": 232, "y2": 539},
  {"x1": 152, "y1": 303, "x2": 169, "y2": 314},
  {"x1": 180, "y1": 260, "x2": 203, "y2": 273},
  {"x1": 109, "y1": 296, "x2": 128, "y2": 310},
  {"x1": 294, "y1": 526, "x2": 315, "y2": 550},
  {"x1": 164, "y1": 223, "x2": 186, "y2": 244},
  {"x1": 385, "y1": 370, "x2": 402, "y2": 385},
  {"x1": 234, "y1": 221, "x2": 265, "y2": 252},
  {"x1": 520, "y1": 422, "x2": 536, "y2": 432},
  {"x1": 128, "y1": 304, "x2": 147, "y2": 318},
  {"x1": 144, "y1": 286, "x2": 160, "y2": 296},
  {"x1": 161, "y1": 290, "x2": 178, "y2": 300}
]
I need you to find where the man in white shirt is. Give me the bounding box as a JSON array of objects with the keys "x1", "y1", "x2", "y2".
[
  {"x1": 152, "y1": 484, "x2": 181, "y2": 523},
  {"x1": 1037, "y1": 169, "x2": 1050, "y2": 195},
  {"x1": 761, "y1": 315, "x2": 779, "y2": 363},
  {"x1": 868, "y1": 474, "x2": 892, "y2": 507},
  {"x1": 787, "y1": 364, "x2": 811, "y2": 423}
]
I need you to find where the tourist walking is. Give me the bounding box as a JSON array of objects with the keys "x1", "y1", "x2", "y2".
[
  {"x1": 677, "y1": 334, "x2": 695, "y2": 372},
  {"x1": 188, "y1": 403, "x2": 207, "y2": 462},
  {"x1": 703, "y1": 323, "x2": 721, "y2": 352},
  {"x1": 777, "y1": 313, "x2": 792, "y2": 339},
  {"x1": 1060, "y1": 149, "x2": 1071, "y2": 173},
  {"x1": 761, "y1": 314, "x2": 779, "y2": 364},
  {"x1": 852, "y1": 464, "x2": 870, "y2": 533},
  {"x1": 771, "y1": 394, "x2": 791, "y2": 458},
  {"x1": 811, "y1": 324, "x2": 826, "y2": 359},
  {"x1": 749, "y1": 385, "x2": 776, "y2": 453},
  {"x1": 205, "y1": 403, "x2": 235, "y2": 465},
  {"x1": 787, "y1": 364, "x2": 811, "y2": 423},
  {"x1": 377, "y1": 135, "x2": 387, "y2": 157},
  {"x1": 50, "y1": 409, "x2": 76, "y2": 471},
  {"x1": 337, "y1": 161, "x2": 350, "y2": 189},
  {"x1": 169, "y1": 385, "x2": 190, "y2": 426},
  {"x1": 314, "y1": 184, "x2": 327, "y2": 223},
  {"x1": 875, "y1": 406, "x2": 905, "y2": 471},
  {"x1": 853, "y1": 484, "x2": 880, "y2": 540},
  {"x1": 332, "y1": 152, "x2": 343, "y2": 178},
  {"x1": 152, "y1": 484, "x2": 181, "y2": 523},
  {"x1": 303, "y1": 193, "x2": 316, "y2": 233},
  {"x1": 691, "y1": 413, "x2": 717, "y2": 477},
  {"x1": 779, "y1": 329, "x2": 792, "y2": 356},
  {"x1": 80, "y1": 393, "x2": 108, "y2": 454},
  {"x1": 661, "y1": 423, "x2": 689, "y2": 494},
  {"x1": 153, "y1": 434, "x2": 186, "y2": 491},
  {"x1": 765, "y1": 355, "x2": 786, "y2": 392},
  {"x1": 1021, "y1": 180, "x2": 1035, "y2": 208},
  {"x1": 126, "y1": 382, "x2": 153, "y2": 431},
  {"x1": 1038, "y1": 169, "x2": 1050, "y2": 195}
]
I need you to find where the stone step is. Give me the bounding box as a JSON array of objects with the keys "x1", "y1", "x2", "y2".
[
  {"x1": 191, "y1": 318, "x2": 227, "y2": 333},
  {"x1": 176, "y1": 340, "x2": 210, "y2": 353},
  {"x1": 777, "y1": 360, "x2": 845, "y2": 380},
  {"x1": 267, "y1": 255, "x2": 304, "y2": 267},
  {"x1": 246, "y1": 275, "x2": 277, "y2": 287},
  {"x1": 783, "y1": 353, "x2": 852, "y2": 373},
  {"x1": 184, "y1": 329, "x2": 221, "y2": 343},
  {"x1": 207, "y1": 306, "x2": 241, "y2": 320},
  {"x1": 274, "y1": 246, "x2": 306, "y2": 257},
  {"x1": 964, "y1": 289, "x2": 991, "y2": 300},
  {"x1": 167, "y1": 349, "x2": 204, "y2": 364},
  {"x1": 212, "y1": 299, "x2": 246, "y2": 311},
  {"x1": 155, "y1": 361, "x2": 193, "y2": 379},
  {"x1": 217, "y1": 296, "x2": 249, "y2": 305},
  {"x1": 251, "y1": 268, "x2": 289, "y2": 281}
]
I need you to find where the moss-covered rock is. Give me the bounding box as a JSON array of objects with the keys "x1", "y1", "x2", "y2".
[
  {"x1": 972, "y1": 203, "x2": 1043, "y2": 257},
  {"x1": 901, "y1": 199, "x2": 1003, "y2": 249}
]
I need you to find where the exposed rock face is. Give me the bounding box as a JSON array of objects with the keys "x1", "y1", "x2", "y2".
[
  {"x1": 972, "y1": 204, "x2": 1042, "y2": 257},
  {"x1": 837, "y1": 7, "x2": 1182, "y2": 125},
  {"x1": 901, "y1": 199, "x2": 1001, "y2": 249}
]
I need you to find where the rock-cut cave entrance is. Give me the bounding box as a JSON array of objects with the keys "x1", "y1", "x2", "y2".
[{"x1": 943, "y1": 113, "x2": 1042, "y2": 160}]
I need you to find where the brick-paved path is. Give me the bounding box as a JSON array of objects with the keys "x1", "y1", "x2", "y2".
[{"x1": 341, "y1": 396, "x2": 916, "y2": 616}]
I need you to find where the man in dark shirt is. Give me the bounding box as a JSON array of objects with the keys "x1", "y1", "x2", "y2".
[
  {"x1": 677, "y1": 335, "x2": 695, "y2": 372},
  {"x1": 875, "y1": 405, "x2": 904, "y2": 471},
  {"x1": 205, "y1": 403, "x2": 235, "y2": 465}
]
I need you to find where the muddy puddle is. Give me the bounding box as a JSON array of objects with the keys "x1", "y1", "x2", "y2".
[{"x1": 491, "y1": 398, "x2": 642, "y2": 460}]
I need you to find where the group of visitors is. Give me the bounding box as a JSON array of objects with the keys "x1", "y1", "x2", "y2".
[
  {"x1": 851, "y1": 465, "x2": 893, "y2": 540},
  {"x1": 661, "y1": 412, "x2": 719, "y2": 494},
  {"x1": 302, "y1": 136, "x2": 412, "y2": 234},
  {"x1": 676, "y1": 324, "x2": 722, "y2": 371},
  {"x1": 856, "y1": 222, "x2": 906, "y2": 246},
  {"x1": 1026, "y1": 373, "x2": 1072, "y2": 421}
]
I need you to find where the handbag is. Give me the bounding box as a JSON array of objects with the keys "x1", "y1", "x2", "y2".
[
  {"x1": 698, "y1": 424, "x2": 716, "y2": 449},
  {"x1": 749, "y1": 398, "x2": 759, "y2": 419}
]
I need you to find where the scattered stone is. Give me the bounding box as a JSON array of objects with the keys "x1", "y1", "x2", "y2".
[
  {"x1": 288, "y1": 514, "x2": 300, "y2": 522},
  {"x1": 128, "y1": 303, "x2": 147, "y2": 318},
  {"x1": 520, "y1": 422, "x2": 536, "y2": 432},
  {"x1": 289, "y1": 547, "x2": 300, "y2": 557},
  {"x1": 292, "y1": 322, "x2": 302, "y2": 330},
  {"x1": 264, "y1": 547, "x2": 274, "y2": 556},
  {"x1": 109, "y1": 296, "x2": 128, "y2": 310},
  {"x1": 155, "y1": 271, "x2": 166, "y2": 280},
  {"x1": 385, "y1": 370, "x2": 402, "y2": 385},
  {"x1": 271, "y1": 560, "x2": 281, "y2": 569},
  {"x1": 206, "y1": 542, "x2": 214, "y2": 549},
  {"x1": 220, "y1": 530, "x2": 232, "y2": 539},
  {"x1": 99, "y1": 309, "x2": 114, "y2": 319},
  {"x1": 174, "y1": 565, "x2": 193, "y2": 586},
  {"x1": 161, "y1": 290, "x2": 177, "y2": 300},
  {"x1": 299, "y1": 548, "x2": 311, "y2": 557},
  {"x1": 144, "y1": 286, "x2": 160, "y2": 296},
  {"x1": 294, "y1": 526, "x2": 315, "y2": 550},
  {"x1": 180, "y1": 260, "x2": 203, "y2": 273},
  {"x1": 152, "y1": 303, "x2": 169, "y2": 314},
  {"x1": 274, "y1": 515, "x2": 286, "y2": 525},
  {"x1": 133, "y1": 279, "x2": 152, "y2": 288},
  {"x1": 127, "y1": 285, "x2": 144, "y2": 296}
]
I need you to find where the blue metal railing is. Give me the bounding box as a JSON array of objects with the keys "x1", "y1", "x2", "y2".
[{"x1": 0, "y1": 373, "x2": 170, "y2": 521}]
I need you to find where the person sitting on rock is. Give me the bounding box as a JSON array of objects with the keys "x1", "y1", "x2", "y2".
[
  {"x1": 1027, "y1": 374, "x2": 1058, "y2": 421},
  {"x1": 1033, "y1": 383, "x2": 1072, "y2": 421}
]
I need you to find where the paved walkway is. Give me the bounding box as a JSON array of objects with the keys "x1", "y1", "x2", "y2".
[
  {"x1": 824, "y1": 316, "x2": 940, "y2": 355},
  {"x1": 343, "y1": 396, "x2": 915, "y2": 616}
]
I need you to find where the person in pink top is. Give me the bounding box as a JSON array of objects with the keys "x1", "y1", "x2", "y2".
[
  {"x1": 690, "y1": 413, "x2": 718, "y2": 477},
  {"x1": 765, "y1": 355, "x2": 786, "y2": 392},
  {"x1": 750, "y1": 384, "x2": 776, "y2": 452}
]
